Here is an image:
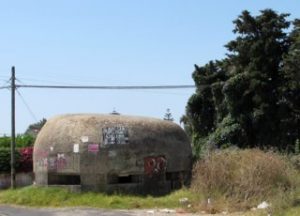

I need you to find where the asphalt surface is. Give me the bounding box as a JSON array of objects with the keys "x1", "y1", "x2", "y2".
[
  {"x1": 0, "y1": 205, "x2": 242, "y2": 216},
  {"x1": 0, "y1": 205, "x2": 201, "y2": 216},
  {"x1": 0, "y1": 206, "x2": 135, "y2": 216}
]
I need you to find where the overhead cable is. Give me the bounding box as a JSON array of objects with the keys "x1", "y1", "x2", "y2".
[
  {"x1": 16, "y1": 84, "x2": 196, "y2": 90},
  {"x1": 0, "y1": 85, "x2": 10, "y2": 89},
  {"x1": 16, "y1": 89, "x2": 38, "y2": 122}
]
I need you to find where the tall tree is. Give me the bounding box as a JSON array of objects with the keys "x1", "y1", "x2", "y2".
[
  {"x1": 25, "y1": 118, "x2": 47, "y2": 137},
  {"x1": 183, "y1": 60, "x2": 228, "y2": 155},
  {"x1": 278, "y1": 19, "x2": 300, "y2": 150},
  {"x1": 163, "y1": 108, "x2": 174, "y2": 121},
  {"x1": 224, "y1": 9, "x2": 290, "y2": 148},
  {"x1": 184, "y1": 9, "x2": 299, "y2": 154}
]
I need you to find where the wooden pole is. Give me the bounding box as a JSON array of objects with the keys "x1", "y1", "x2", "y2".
[{"x1": 11, "y1": 66, "x2": 16, "y2": 189}]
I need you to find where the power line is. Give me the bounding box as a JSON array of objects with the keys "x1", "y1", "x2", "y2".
[
  {"x1": 0, "y1": 85, "x2": 10, "y2": 89},
  {"x1": 15, "y1": 84, "x2": 196, "y2": 90},
  {"x1": 16, "y1": 89, "x2": 38, "y2": 122},
  {"x1": 0, "y1": 78, "x2": 11, "y2": 88}
]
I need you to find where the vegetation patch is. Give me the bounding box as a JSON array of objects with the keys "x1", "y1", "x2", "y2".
[
  {"x1": 191, "y1": 149, "x2": 300, "y2": 214},
  {"x1": 0, "y1": 147, "x2": 33, "y2": 173},
  {"x1": 182, "y1": 9, "x2": 300, "y2": 157},
  {"x1": 0, "y1": 150, "x2": 299, "y2": 215},
  {"x1": 0, "y1": 186, "x2": 199, "y2": 209}
]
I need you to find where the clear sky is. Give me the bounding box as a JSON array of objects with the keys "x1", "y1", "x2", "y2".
[{"x1": 0, "y1": 1, "x2": 299, "y2": 134}]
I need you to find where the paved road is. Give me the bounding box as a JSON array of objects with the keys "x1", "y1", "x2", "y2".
[
  {"x1": 0, "y1": 205, "x2": 245, "y2": 216},
  {"x1": 0, "y1": 206, "x2": 136, "y2": 216},
  {"x1": 0, "y1": 205, "x2": 203, "y2": 216}
]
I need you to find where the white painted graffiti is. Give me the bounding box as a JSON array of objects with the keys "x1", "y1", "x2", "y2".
[{"x1": 102, "y1": 126, "x2": 129, "y2": 145}]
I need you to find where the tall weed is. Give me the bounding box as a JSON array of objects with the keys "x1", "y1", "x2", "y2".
[{"x1": 191, "y1": 149, "x2": 300, "y2": 212}]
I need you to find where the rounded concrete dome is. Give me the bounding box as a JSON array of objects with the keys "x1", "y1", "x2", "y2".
[{"x1": 33, "y1": 114, "x2": 192, "y2": 194}]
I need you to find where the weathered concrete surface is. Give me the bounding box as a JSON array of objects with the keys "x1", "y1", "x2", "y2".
[
  {"x1": 33, "y1": 114, "x2": 192, "y2": 195},
  {"x1": 0, "y1": 173, "x2": 33, "y2": 189}
]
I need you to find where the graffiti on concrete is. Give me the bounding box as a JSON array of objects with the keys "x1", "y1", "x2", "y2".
[
  {"x1": 36, "y1": 146, "x2": 77, "y2": 171},
  {"x1": 56, "y1": 153, "x2": 67, "y2": 170},
  {"x1": 47, "y1": 154, "x2": 67, "y2": 171},
  {"x1": 48, "y1": 157, "x2": 57, "y2": 170},
  {"x1": 81, "y1": 136, "x2": 89, "y2": 143},
  {"x1": 34, "y1": 149, "x2": 49, "y2": 159},
  {"x1": 37, "y1": 153, "x2": 71, "y2": 171},
  {"x1": 35, "y1": 149, "x2": 49, "y2": 169},
  {"x1": 102, "y1": 126, "x2": 129, "y2": 145},
  {"x1": 88, "y1": 144, "x2": 99, "y2": 153},
  {"x1": 36, "y1": 158, "x2": 48, "y2": 168},
  {"x1": 73, "y1": 143, "x2": 79, "y2": 153},
  {"x1": 144, "y1": 156, "x2": 167, "y2": 177}
]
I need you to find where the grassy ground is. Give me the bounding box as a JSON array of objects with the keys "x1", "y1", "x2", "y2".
[
  {"x1": 0, "y1": 186, "x2": 199, "y2": 209},
  {"x1": 283, "y1": 206, "x2": 300, "y2": 216},
  {"x1": 0, "y1": 186, "x2": 299, "y2": 215}
]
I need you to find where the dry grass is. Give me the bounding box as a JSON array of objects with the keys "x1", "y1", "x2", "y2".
[{"x1": 191, "y1": 149, "x2": 300, "y2": 213}]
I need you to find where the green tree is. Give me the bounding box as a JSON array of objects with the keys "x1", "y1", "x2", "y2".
[
  {"x1": 184, "y1": 9, "x2": 299, "y2": 155},
  {"x1": 163, "y1": 108, "x2": 174, "y2": 121},
  {"x1": 278, "y1": 19, "x2": 300, "y2": 150},
  {"x1": 183, "y1": 60, "x2": 228, "y2": 157},
  {"x1": 224, "y1": 9, "x2": 290, "y2": 148},
  {"x1": 25, "y1": 118, "x2": 47, "y2": 137}
]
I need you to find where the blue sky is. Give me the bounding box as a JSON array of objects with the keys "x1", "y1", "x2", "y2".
[{"x1": 0, "y1": 1, "x2": 299, "y2": 134}]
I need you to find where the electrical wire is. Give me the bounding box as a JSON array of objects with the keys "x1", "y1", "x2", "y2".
[
  {"x1": 16, "y1": 89, "x2": 38, "y2": 122},
  {"x1": 16, "y1": 84, "x2": 196, "y2": 90},
  {"x1": 0, "y1": 85, "x2": 10, "y2": 89},
  {"x1": 0, "y1": 77, "x2": 11, "y2": 87}
]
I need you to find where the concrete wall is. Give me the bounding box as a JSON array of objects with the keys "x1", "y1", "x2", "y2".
[
  {"x1": 0, "y1": 173, "x2": 33, "y2": 189},
  {"x1": 33, "y1": 114, "x2": 192, "y2": 195}
]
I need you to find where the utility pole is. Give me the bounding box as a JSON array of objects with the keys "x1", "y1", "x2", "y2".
[{"x1": 11, "y1": 66, "x2": 16, "y2": 189}]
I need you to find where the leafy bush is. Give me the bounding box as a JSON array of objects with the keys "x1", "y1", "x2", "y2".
[
  {"x1": 0, "y1": 148, "x2": 20, "y2": 173},
  {"x1": 16, "y1": 135, "x2": 35, "y2": 148},
  {"x1": 0, "y1": 147, "x2": 33, "y2": 173},
  {"x1": 0, "y1": 136, "x2": 11, "y2": 148},
  {"x1": 17, "y1": 147, "x2": 33, "y2": 173},
  {"x1": 191, "y1": 149, "x2": 300, "y2": 212},
  {"x1": 207, "y1": 115, "x2": 246, "y2": 149},
  {"x1": 0, "y1": 135, "x2": 35, "y2": 148},
  {"x1": 290, "y1": 154, "x2": 300, "y2": 171}
]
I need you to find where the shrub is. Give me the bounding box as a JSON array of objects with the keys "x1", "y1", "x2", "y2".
[
  {"x1": 191, "y1": 149, "x2": 300, "y2": 212},
  {"x1": 0, "y1": 147, "x2": 33, "y2": 173},
  {"x1": 0, "y1": 136, "x2": 11, "y2": 148},
  {"x1": 290, "y1": 154, "x2": 300, "y2": 171},
  {"x1": 0, "y1": 148, "x2": 20, "y2": 173},
  {"x1": 17, "y1": 147, "x2": 33, "y2": 173},
  {"x1": 0, "y1": 135, "x2": 35, "y2": 148}
]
